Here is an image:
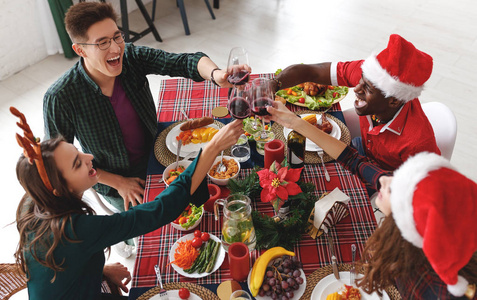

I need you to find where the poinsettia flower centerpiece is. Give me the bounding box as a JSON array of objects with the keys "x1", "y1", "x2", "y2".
[{"x1": 257, "y1": 161, "x2": 304, "y2": 212}]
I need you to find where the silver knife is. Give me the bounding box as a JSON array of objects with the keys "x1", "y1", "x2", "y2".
[{"x1": 326, "y1": 234, "x2": 340, "y2": 279}]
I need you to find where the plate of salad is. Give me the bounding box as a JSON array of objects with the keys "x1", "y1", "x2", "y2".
[
  {"x1": 274, "y1": 69, "x2": 349, "y2": 110},
  {"x1": 276, "y1": 84, "x2": 348, "y2": 110},
  {"x1": 168, "y1": 231, "x2": 225, "y2": 278},
  {"x1": 171, "y1": 204, "x2": 204, "y2": 231},
  {"x1": 242, "y1": 117, "x2": 271, "y2": 140}
]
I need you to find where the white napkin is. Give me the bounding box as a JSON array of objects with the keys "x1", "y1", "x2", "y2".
[{"x1": 313, "y1": 187, "x2": 350, "y2": 230}]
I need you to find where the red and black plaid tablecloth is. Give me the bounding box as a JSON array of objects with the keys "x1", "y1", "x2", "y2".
[{"x1": 132, "y1": 75, "x2": 377, "y2": 288}]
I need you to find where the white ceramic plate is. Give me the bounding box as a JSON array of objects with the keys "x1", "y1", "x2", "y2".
[
  {"x1": 169, "y1": 233, "x2": 225, "y2": 278},
  {"x1": 247, "y1": 268, "x2": 306, "y2": 299},
  {"x1": 310, "y1": 272, "x2": 390, "y2": 300},
  {"x1": 166, "y1": 123, "x2": 220, "y2": 157},
  {"x1": 149, "y1": 289, "x2": 200, "y2": 300},
  {"x1": 283, "y1": 114, "x2": 341, "y2": 151}
]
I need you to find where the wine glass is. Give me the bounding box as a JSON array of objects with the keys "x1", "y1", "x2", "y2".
[
  {"x1": 227, "y1": 47, "x2": 250, "y2": 85},
  {"x1": 227, "y1": 84, "x2": 251, "y2": 119},
  {"x1": 250, "y1": 78, "x2": 275, "y2": 154}
]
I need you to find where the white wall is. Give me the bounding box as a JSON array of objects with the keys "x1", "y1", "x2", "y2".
[
  {"x1": 0, "y1": 0, "x2": 49, "y2": 80},
  {"x1": 0, "y1": 0, "x2": 150, "y2": 81}
]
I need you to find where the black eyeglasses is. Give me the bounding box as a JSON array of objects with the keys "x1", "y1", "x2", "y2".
[{"x1": 76, "y1": 32, "x2": 125, "y2": 50}]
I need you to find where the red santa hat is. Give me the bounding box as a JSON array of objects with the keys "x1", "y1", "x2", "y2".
[
  {"x1": 390, "y1": 152, "x2": 477, "y2": 297},
  {"x1": 361, "y1": 34, "x2": 433, "y2": 102}
]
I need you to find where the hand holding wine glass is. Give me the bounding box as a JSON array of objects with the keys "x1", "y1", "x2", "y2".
[
  {"x1": 250, "y1": 78, "x2": 275, "y2": 153},
  {"x1": 227, "y1": 47, "x2": 251, "y2": 85},
  {"x1": 228, "y1": 84, "x2": 251, "y2": 119}
]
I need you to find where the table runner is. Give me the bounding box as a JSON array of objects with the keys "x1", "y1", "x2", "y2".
[
  {"x1": 131, "y1": 74, "x2": 377, "y2": 297},
  {"x1": 133, "y1": 166, "x2": 375, "y2": 287}
]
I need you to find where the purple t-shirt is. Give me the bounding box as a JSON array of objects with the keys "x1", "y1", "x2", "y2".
[{"x1": 109, "y1": 78, "x2": 146, "y2": 165}]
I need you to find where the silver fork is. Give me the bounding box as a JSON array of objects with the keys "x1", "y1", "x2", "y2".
[
  {"x1": 350, "y1": 244, "x2": 356, "y2": 286},
  {"x1": 317, "y1": 149, "x2": 330, "y2": 182},
  {"x1": 154, "y1": 265, "x2": 169, "y2": 299},
  {"x1": 216, "y1": 150, "x2": 227, "y2": 173}
]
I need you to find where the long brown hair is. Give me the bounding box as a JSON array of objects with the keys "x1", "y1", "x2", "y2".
[
  {"x1": 357, "y1": 215, "x2": 477, "y2": 296},
  {"x1": 14, "y1": 137, "x2": 95, "y2": 282}
]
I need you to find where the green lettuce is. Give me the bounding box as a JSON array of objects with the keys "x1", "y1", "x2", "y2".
[{"x1": 182, "y1": 204, "x2": 203, "y2": 229}]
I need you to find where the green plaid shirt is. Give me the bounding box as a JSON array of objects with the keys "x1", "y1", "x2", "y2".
[{"x1": 44, "y1": 43, "x2": 206, "y2": 195}]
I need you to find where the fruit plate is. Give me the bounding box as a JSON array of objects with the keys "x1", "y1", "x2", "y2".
[
  {"x1": 310, "y1": 272, "x2": 390, "y2": 300},
  {"x1": 168, "y1": 233, "x2": 225, "y2": 278},
  {"x1": 247, "y1": 268, "x2": 306, "y2": 299}
]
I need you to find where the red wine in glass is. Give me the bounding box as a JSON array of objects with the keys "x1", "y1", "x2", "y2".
[
  {"x1": 228, "y1": 96, "x2": 251, "y2": 119},
  {"x1": 228, "y1": 70, "x2": 250, "y2": 85},
  {"x1": 252, "y1": 97, "x2": 273, "y2": 116}
]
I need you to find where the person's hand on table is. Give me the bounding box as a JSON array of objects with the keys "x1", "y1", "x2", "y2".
[
  {"x1": 97, "y1": 169, "x2": 145, "y2": 211},
  {"x1": 116, "y1": 176, "x2": 145, "y2": 211},
  {"x1": 103, "y1": 262, "x2": 131, "y2": 293}
]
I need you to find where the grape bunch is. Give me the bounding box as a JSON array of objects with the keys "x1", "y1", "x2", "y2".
[{"x1": 258, "y1": 255, "x2": 304, "y2": 299}]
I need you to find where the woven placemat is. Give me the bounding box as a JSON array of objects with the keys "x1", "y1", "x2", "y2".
[
  {"x1": 300, "y1": 263, "x2": 402, "y2": 300},
  {"x1": 154, "y1": 120, "x2": 227, "y2": 167},
  {"x1": 137, "y1": 282, "x2": 220, "y2": 300},
  {"x1": 270, "y1": 112, "x2": 351, "y2": 163}
]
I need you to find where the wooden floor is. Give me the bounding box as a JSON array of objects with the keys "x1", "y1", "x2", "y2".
[{"x1": 1, "y1": 0, "x2": 476, "y2": 297}]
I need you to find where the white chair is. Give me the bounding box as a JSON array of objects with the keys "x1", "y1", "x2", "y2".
[
  {"x1": 82, "y1": 188, "x2": 116, "y2": 215},
  {"x1": 422, "y1": 102, "x2": 457, "y2": 160},
  {"x1": 342, "y1": 102, "x2": 458, "y2": 160}
]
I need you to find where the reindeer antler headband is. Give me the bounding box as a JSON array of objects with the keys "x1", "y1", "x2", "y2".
[{"x1": 10, "y1": 106, "x2": 54, "y2": 192}]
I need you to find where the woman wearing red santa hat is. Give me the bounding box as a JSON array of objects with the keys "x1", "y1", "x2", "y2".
[
  {"x1": 264, "y1": 102, "x2": 477, "y2": 299},
  {"x1": 359, "y1": 152, "x2": 477, "y2": 299}
]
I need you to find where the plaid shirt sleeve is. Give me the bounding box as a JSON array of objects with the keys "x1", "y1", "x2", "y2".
[
  {"x1": 336, "y1": 146, "x2": 392, "y2": 190},
  {"x1": 124, "y1": 44, "x2": 207, "y2": 82}
]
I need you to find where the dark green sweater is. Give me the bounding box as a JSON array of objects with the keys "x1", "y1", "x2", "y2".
[{"x1": 25, "y1": 153, "x2": 209, "y2": 299}]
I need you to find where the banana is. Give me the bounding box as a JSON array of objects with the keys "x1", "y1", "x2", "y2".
[{"x1": 249, "y1": 246, "x2": 295, "y2": 297}]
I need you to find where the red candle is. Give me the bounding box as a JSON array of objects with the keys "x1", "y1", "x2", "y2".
[
  {"x1": 228, "y1": 242, "x2": 250, "y2": 281},
  {"x1": 204, "y1": 184, "x2": 221, "y2": 212},
  {"x1": 264, "y1": 139, "x2": 285, "y2": 169}
]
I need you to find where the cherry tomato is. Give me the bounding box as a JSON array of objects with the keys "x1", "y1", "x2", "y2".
[
  {"x1": 200, "y1": 232, "x2": 210, "y2": 242},
  {"x1": 191, "y1": 237, "x2": 203, "y2": 248},
  {"x1": 298, "y1": 97, "x2": 305, "y2": 103},
  {"x1": 332, "y1": 92, "x2": 339, "y2": 98},
  {"x1": 194, "y1": 230, "x2": 202, "y2": 238},
  {"x1": 178, "y1": 287, "x2": 190, "y2": 299},
  {"x1": 179, "y1": 217, "x2": 188, "y2": 224},
  {"x1": 173, "y1": 218, "x2": 179, "y2": 224}
]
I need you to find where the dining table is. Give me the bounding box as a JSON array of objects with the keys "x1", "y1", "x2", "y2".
[{"x1": 128, "y1": 74, "x2": 381, "y2": 300}]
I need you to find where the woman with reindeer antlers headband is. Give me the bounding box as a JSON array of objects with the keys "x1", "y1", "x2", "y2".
[{"x1": 10, "y1": 107, "x2": 243, "y2": 299}]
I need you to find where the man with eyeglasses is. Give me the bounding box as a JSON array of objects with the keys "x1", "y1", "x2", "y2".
[{"x1": 43, "y1": 2, "x2": 241, "y2": 226}]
